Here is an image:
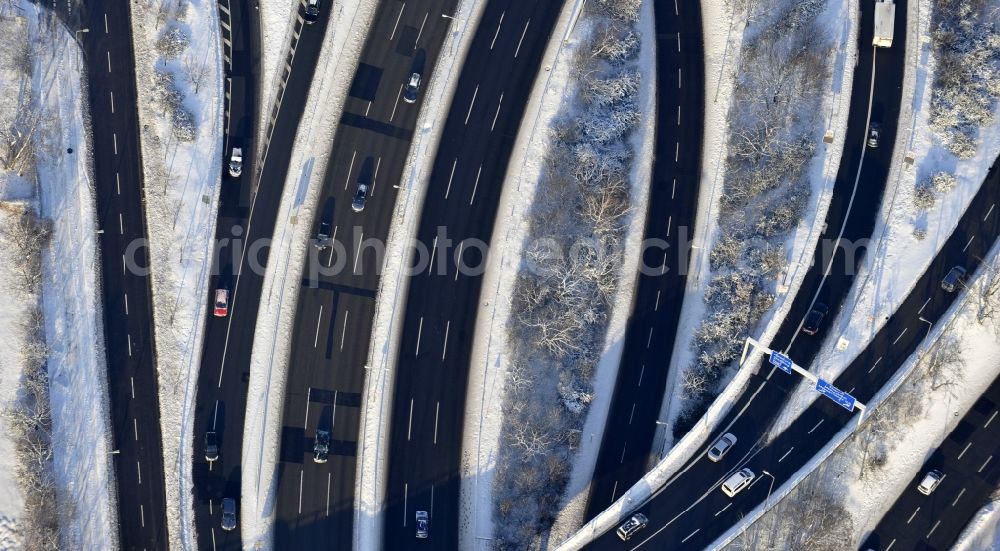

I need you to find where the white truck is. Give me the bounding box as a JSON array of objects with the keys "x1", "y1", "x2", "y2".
[
  {"x1": 873, "y1": 0, "x2": 895, "y2": 48},
  {"x1": 228, "y1": 147, "x2": 243, "y2": 178}
]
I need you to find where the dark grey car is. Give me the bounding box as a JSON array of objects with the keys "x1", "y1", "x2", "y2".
[
  {"x1": 221, "y1": 498, "x2": 237, "y2": 531},
  {"x1": 942, "y1": 265, "x2": 967, "y2": 292},
  {"x1": 204, "y1": 431, "x2": 219, "y2": 462}
]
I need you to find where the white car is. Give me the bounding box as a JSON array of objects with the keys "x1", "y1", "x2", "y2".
[
  {"x1": 917, "y1": 470, "x2": 943, "y2": 495},
  {"x1": 228, "y1": 147, "x2": 243, "y2": 178},
  {"x1": 616, "y1": 513, "x2": 648, "y2": 541},
  {"x1": 707, "y1": 433, "x2": 737, "y2": 462},
  {"x1": 721, "y1": 468, "x2": 755, "y2": 498}
]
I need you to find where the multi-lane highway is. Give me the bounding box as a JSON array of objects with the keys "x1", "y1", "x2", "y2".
[
  {"x1": 584, "y1": 0, "x2": 705, "y2": 516},
  {"x1": 581, "y1": 0, "x2": 912, "y2": 545},
  {"x1": 82, "y1": 2, "x2": 168, "y2": 548},
  {"x1": 586, "y1": 155, "x2": 1000, "y2": 548},
  {"x1": 863, "y1": 367, "x2": 1000, "y2": 551},
  {"x1": 380, "y1": 0, "x2": 564, "y2": 547},
  {"x1": 269, "y1": 0, "x2": 456, "y2": 547}
]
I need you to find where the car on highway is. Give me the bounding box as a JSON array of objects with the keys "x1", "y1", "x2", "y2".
[
  {"x1": 315, "y1": 221, "x2": 331, "y2": 250},
  {"x1": 917, "y1": 469, "x2": 943, "y2": 495},
  {"x1": 801, "y1": 302, "x2": 828, "y2": 335},
  {"x1": 707, "y1": 433, "x2": 737, "y2": 462},
  {"x1": 221, "y1": 498, "x2": 237, "y2": 531},
  {"x1": 616, "y1": 513, "x2": 648, "y2": 541},
  {"x1": 213, "y1": 288, "x2": 229, "y2": 317},
  {"x1": 415, "y1": 510, "x2": 429, "y2": 538},
  {"x1": 403, "y1": 72, "x2": 422, "y2": 104},
  {"x1": 867, "y1": 122, "x2": 881, "y2": 148},
  {"x1": 352, "y1": 182, "x2": 369, "y2": 212},
  {"x1": 941, "y1": 265, "x2": 967, "y2": 292},
  {"x1": 204, "y1": 431, "x2": 219, "y2": 462},
  {"x1": 313, "y1": 429, "x2": 330, "y2": 464},
  {"x1": 228, "y1": 147, "x2": 243, "y2": 178},
  {"x1": 721, "y1": 467, "x2": 755, "y2": 498},
  {"x1": 304, "y1": 0, "x2": 320, "y2": 23}
]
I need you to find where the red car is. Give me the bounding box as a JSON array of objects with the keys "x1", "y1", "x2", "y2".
[{"x1": 214, "y1": 289, "x2": 229, "y2": 317}]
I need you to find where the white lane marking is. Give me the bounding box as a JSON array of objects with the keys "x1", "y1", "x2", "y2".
[
  {"x1": 957, "y1": 441, "x2": 972, "y2": 460},
  {"x1": 211, "y1": 528, "x2": 217, "y2": 551},
  {"x1": 654, "y1": 290, "x2": 661, "y2": 311},
  {"x1": 389, "y1": 3, "x2": 405, "y2": 40},
  {"x1": 414, "y1": 12, "x2": 429, "y2": 46},
  {"x1": 110, "y1": 91, "x2": 115, "y2": 114},
  {"x1": 433, "y1": 401, "x2": 440, "y2": 444},
  {"x1": 140, "y1": 504, "x2": 144, "y2": 527},
  {"x1": 918, "y1": 297, "x2": 931, "y2": 314},
  {"x1": 628, "y1": 403, "x2": 636, "y2": 424},
  {"x1": 130, "y1": 377, "x2": 135, "y2": 399},
  {"x1": 116, "y1": 172, "x2": 120, "y2": 194},
  {"x1": 415, "y1": 317, "x2": 424, "y2": 355},
  {"x1": 133, "y1": 418, "x2": 138, "y2": 440},
  {"x1": 469, "y1": 164, "x2": 482, "y2": 205},
  {"x1": 677, "y1": 105, "x2": 681, "y2": 126},
  {"x1": 444, "y1": 158, "x2": 457, "y2": 199},
  {"x1": 340, "y1": 309, "x2": 349, "y2": 351},
  {"x1": 637, "y1": 364, "x2": 645, "y2": 387},
  {"x1": 119, "y1": 213, "x2": 124, "y2": 234},
  {"x1": 714, "y1": 503, "x2": 731, "y2": 517},
  {"x1": 678, "y1": 67, "x2": 682, "y2": 88},
  {"x1": 978, "y1": 455, "x2": 993, "y2": 473},
  {"x1": 893, "y1": 327, "x2": 907, "y2": 344},
  {"x1": 370, "y1": 156, "x2": 382, "y2": 197},
  {"x1": 674, "y1": 0, "x2": 678, "y2": 15},
  {"x1": 619, "y1": 441, "x2": 627, "y2": 463},
  {"x1": 128, "y1": 334, "x2": 132, "y2": 356},
  {"x1": 454, "y1": 241, "x2": 464, "y2": 281},
  {"x1": 442, "y1": 320, "x2": 451, "y2": 360},
  {"x1": 465, "y1": 85, "x2": 480, "y2": 124},
  {"x1": 681, "y1": 529, "x2": 699, "y2": 544},
  {"x1": 778, "y1": 447, "x2": 794, "y2": 462},
  {"x1": 137, "y1": 461, "x2": 142, "y2": 484},
  {"x1": 365, "y1": 101, "x2": 372, "y2": 117},
  {"x1": 344, "y1": 150, "x2": 357, "y2": 190},
  {"x1": 675, "y1": 142, "x2": 679, "y2": 162},
  {"x1": 332, "y1": 390, "x2": 339, "y2": 431},
  {"x1": 964, "y1": 235, "x2": 975, "y2": 252},
  {"x1": 491, "y1": 92, "x2": 504, "y2": 131},
  {"x1": 113, "y1": 133, "x2": 118, "y2": 155},
  {"x1": 428, "y1": 236, "x2": 438, "y2": 276},
  {"x1": 213, "y1": 399, "x2": 220, "y2": 429},
  {"x1": 671, "y1": 178, "x2": 676, "y2": 198},
  {"x1": 868, "y1": 356, "x2": 883, "y2": 373},
  {"x1": 985, "y1": 410, "x2": 998, "y2": 428},
  {"x1": 389, "y1": 84, "x2": 404, "y2": 122},
  {"x1": 403, "y1": 483, "x2": 409, "y2": 526},
  {"x1": 610, "y1": 480, "x2": 619, "y2": 502},
  {"x1": 952, "y1": 487, "x2": 966, "y2": 506},
  {"x1": 514, "y1": 20, "x2": 529, "y2": 58},
  {"x1": 325, "y1": 226, "x2": 339, "y2": 268},
  {"x1": 906, "y1": 506, "x2": 920, "y2": 524},
  {"x1": 886, "y1": 538, "x2": 896, "y2": 550},
  {"x1": 124, "y1": 292, "x2": 129, "y2": 314},
  {"x1": 676, "y1": 33, "x2": 681, "y2": 52},
  {"x1": 666, "y1": 215, "x2": 672, "y2": 237},
  {"x1": 326, "y1": 472, "x2": 332, "y2": 516},
  {"x1": 984, "y1": 203, "x2": 995, "y2": 221},
  {"x1": 352, "y1": 230, "x2": 364, "y2": 273},
  {"x1": 122, "y1": 254, "x2": 126, "y2": 275},
  {"x1": 107, "y1": 51, "x2": 111, "y2": 72},
  {"x1": 298, "y1": 469, "x2": 304, "y2": 514},
  {"x1": 807, "y1": 419, "x2": 823, "y2": 434},
  {"x1": 646, "y1": 327, "x2": 653, "y2": 348},
  {"x1": 490, "y1": 11, "x2": 505, "y2": 49},
  {"x1": 927, "y1": 519, "x2": 941, "y2": 538},
  {"x1": 304, "y1": 387, "x2": 312, "y2": 428},
  {"x1": 104, "y1": 13, "x2": 109, "y2": 33},
  {"x1": 407, "y1": 398, "x2": 414, "y2": 440},
  {"x1": 313, "y1": 305, "x2": 324, "y2": 347}
]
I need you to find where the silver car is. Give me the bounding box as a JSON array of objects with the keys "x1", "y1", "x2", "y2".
[
  {"x1": 415, "y1": 510, "x2": 429, "y2": 538},
  {"x1": 707, "y1": 433, "x2": 737, "y2": 462},
  {"x1": 616, "y1": 513, "x2": 648, "y2": 541}
]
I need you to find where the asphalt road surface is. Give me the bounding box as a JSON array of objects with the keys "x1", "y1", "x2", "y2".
[
  {"x1": 584, "y1": 0, "x2": 705, "y2": 518},
  {"x1": 586, "y1": 0, "x2": 906, "y2": 527},
  {"x1": 586, "y1": 153, "x2": 1000, "y2": 548},
  {"x1": 381, "y1": 0, "x2": 564, "y2": 548},
  {"x1": 268, "y1": 0, "x2": 456, "y2": 548},
  {"x1": 862, "y1": 367, "x2": 1000, "y2": 551},
  {"x1": 82, "y1": 2, "x2": 168, "y2": 548}
]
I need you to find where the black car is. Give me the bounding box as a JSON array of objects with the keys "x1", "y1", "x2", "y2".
[
  {"x1": 352, "y1": 183, "x2": 368, "y2": 212},
  {"x1": 304, "y1": 0, "x2": 320, "y2": 23},
  {"x1": 801, "y1": 302, "x2": 829, "y2": 335},
  {"x1": 315, "y1": 221, "x2": 331, "y2": 249},
  {"x1": 313, "y1": 429, "x2": 330, "y2": 464},
  {"x1": 867, "y1": 123, "x2": 880, "y2": 148},
  {"x1": 204, "y1": 431, "x2": 219, "y2": 462}
]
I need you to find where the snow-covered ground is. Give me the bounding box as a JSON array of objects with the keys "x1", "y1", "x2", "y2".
[
  {"x1": 714, "y1": 238, "x2": 1000, "y2": 549},
  {"x1": 657, "y1": 0, "x2": 857, "y2": 440},
  {"x1": 256, "y1": 0, "x2": 299, "y2": 150},
  {"x1": 771, "y1": 0, "x2": 1000, "y2": 436},
  {"x1": 28, "y1": 4, "x2": 117, "y2": 548},
  {"x1": 127, "y1": 0, "x2": 224, "y2": 547},
  {"x1": 955, "y1": 501, "x2": 1000, "y2": 551}
]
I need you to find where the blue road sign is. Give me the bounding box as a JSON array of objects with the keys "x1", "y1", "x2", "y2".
[
  {"x1": 815, "y1": 378, "x2": 857, "y2": 412},
  {"x1": 769, "y1": 351, "x2": 793, "y2": 374}
]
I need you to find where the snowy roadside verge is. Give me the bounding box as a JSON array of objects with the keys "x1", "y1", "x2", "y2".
[
  {"x1": 236, "y1": 0, "x2": 384, "y2": 546},
  {"x1": 954, "y1": 501, "x2": 1000, "y2": 551},
  {"x1": 30, "y1": 6, "x2": 118, "y2": 548},
  {"x1": 713, "y1": 237, "x2": 1000, "y2": 549},
  {"x1": 127, "y1": 0, "x2": 225, "y2": 547},
  {"x1": 353, "y1": 0, "x2": 493, "y2": 548},
  {"x1": 256, "y1": 0, "x2": 299, "y2": 152}
]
